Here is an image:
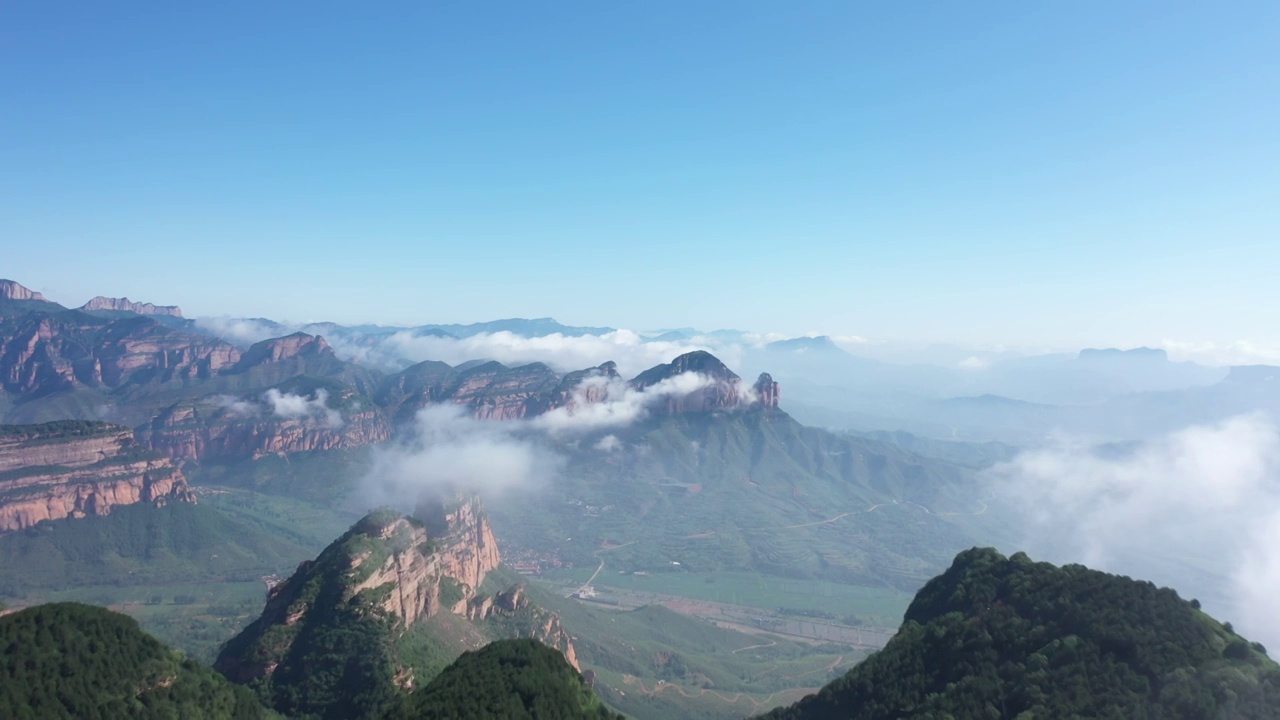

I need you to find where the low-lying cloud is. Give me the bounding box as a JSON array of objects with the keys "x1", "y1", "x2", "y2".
[
  {"x1": 211, "y1": 394, "x2": 259, "y2": 416},
  {"x1": 264, "y1": 388, "x2": 343, "y2": 428},
  {"x1": 988, "y1": 412, "x2": 1280, "y2": 650},
  {"x1": 530, "y1": 372, "x2": 714, "y2": 435},
  {"x1": 205, "y1": 389, "x2": 343, "y2": 428},
  {"x1": 360, "y1": 405, "x2": 561, "y2": 508},
  {"x1": 194, "y1": 317, "x2": 292, "y2": 346}
]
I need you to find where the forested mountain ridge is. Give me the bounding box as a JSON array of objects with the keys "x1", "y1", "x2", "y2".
[
  {"x1": 0, "y1": 603, "x2": 617, "y2": 720},
  {"x1": 0, "y1": 603, "x2": 273, "y2": 719},
  {"x1": 381, "y1": 639, "x2": 622, "y2": 720},
  {"x1": 755, "y1": 548, "x2": 1280, "y2": 719}
]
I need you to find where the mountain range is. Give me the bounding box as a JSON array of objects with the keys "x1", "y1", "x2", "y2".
[{"x1": 2, "y1": 276, "x2": 1275, "y2": 719}]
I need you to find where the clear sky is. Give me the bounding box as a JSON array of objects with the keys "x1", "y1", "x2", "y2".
[{"x1": 2, "y1": 2, "x2": 1277, "y2": 352}]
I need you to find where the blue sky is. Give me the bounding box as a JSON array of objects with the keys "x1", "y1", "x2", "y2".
[{"x1": 2, "y1": 2, "x2": 1277, "y2": 351}]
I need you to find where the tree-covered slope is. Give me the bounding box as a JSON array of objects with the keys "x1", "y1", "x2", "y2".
[
  {"x1": 383, "y1": 639, "x2": 622, "y2": 720},
  {"x1": 0, "y1": 603, "x2": 273, "y2": 720},
  {"x1": 756, "y1": 548, "x2": 1280, "y2": 719},
  {"x1": 0, "y1": 499, "x2": 330, "y2": 595}
]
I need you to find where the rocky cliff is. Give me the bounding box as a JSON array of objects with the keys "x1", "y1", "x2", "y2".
[
  {"x1": 753, "y1": 372, "x2": 781, "y2": 410},
  {"x1": 80, "y1": 296, "x2": 183, "y2": 317},
  {"x1": 446, "y1": 361, "x2": 561, "y2": 421},
  {"x1": 0, "y1": 280, "x2": 47, "y2": 302},
  {"x1": 138, "y1": 389, "x2": 392, "y2": 462},
  {"x1": 380, "y1": 352, "x2": 780, "y2": 425},
  {"x1": 0, "y1": 421, "x2": 194, "y2": 532},
  {"x1": 0, "y1": 312, "x2": 240, "y2": 398},
  {"x1": 465, "y1": 584, "x2": 581, "y2": 671}
]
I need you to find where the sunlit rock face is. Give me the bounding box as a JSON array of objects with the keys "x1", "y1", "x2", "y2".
[{"x1": 0, "y1": 422, "x2": 193, "y2": 533}]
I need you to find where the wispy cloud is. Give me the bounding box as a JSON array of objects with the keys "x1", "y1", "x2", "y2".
[
  {"x1": 594, "y1": 434, "x2": 623, "y2": 452},
  {"x1": 529, "y1": 372, "x2": 715, "y2": 435},
  {"x1": 359, "y1": 404, "x2": 561, "y2": 508},
  {"x1": 193, "y1": 317, "x2": 292, "y2": 346},
  {"x1": 210, "y1": 394, "x2": 259, "y2": 416}
]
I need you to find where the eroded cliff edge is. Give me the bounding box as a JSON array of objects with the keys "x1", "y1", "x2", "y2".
[{"x1": 0, "y1": 420, "x2": 193, "y2": 532}]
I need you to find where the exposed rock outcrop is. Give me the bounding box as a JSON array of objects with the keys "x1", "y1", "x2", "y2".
[
  {"x1": 753, "y1": 372, "x2": 781, "y2": 410},
  {"x1": 232, "y1": 332, "x2": 333, "y2": 369},
  {"x1": 0, "y1": 280, "x2": 47, "y2": 302},
  {"x1": 448, "y1": 362, "x2": 561, "y2": 421},
  {"x1": 0, "y1": 421, "x2": 194, "y2": 533},
  {"x1": 138, "y1": 391, "x2": 391, "y2": 461},
  {"x1": 80, "y1": 296, "x2": 183, "y2": 317},
  {"x1": 467, "y1": 585, "x2": 581, "y2": 671},
  {"x1": 0, "y1": 312, "x2": 240, "y2": 397},
  {"x1": 344, "y1": 501, "x2": 502, "y2": 627}
]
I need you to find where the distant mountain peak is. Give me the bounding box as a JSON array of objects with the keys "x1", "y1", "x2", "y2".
[
  {"x1": 766, "y1": 335, "x2": 846, "y2": 355},
  {"x1": 632, "y1": 350, "x2": 738, "y2": 387},
  {"x1": 236, "y1": 332, "x2": 334, "y2": 367},
  {"x1": 80, "y1": 295, "x2": 183, "y2": 317},
  {"x1": 1225, "y1": 365, "x2": 1279, "y2": 384},
  {"x1": 1078, "y1": 346, "x2": 1168, "y2": 361},
  {"x1": 0, "y1": 279, "x2": 47, "y2": 302}
]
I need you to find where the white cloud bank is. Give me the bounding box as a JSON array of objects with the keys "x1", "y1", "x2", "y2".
[
  {"x1": 988, "y1": 413, "x2": 1280, "y2": 650},
  {"x1": 359, "y1": 405, "x2": 561, "y2": 508}
]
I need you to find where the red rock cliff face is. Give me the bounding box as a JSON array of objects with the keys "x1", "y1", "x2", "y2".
[
  {"x1": 233, "y1": 333, "x2": 332, "y2": 368},
  {"x1": 0, "y1": 423, "x2": 194, "y2": 533},
  {"x1": 0, "y1": 313, "x2": 240, "y2": 397},
  {"x1": 348, "y1": 499, "x2": 503, "y2": 627},
  {"x1": 80, "y1": 296, "x2": 183, "y2": 317},
  {"x1": 0, "y1": 426, "x2": 133, "y2": 473},
  {"x1": 445, "y1": 362, "x2": 560, "y2": 421},
  {"x1": 139, "y1": 396, "x2": 392, "y2": 462}
]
